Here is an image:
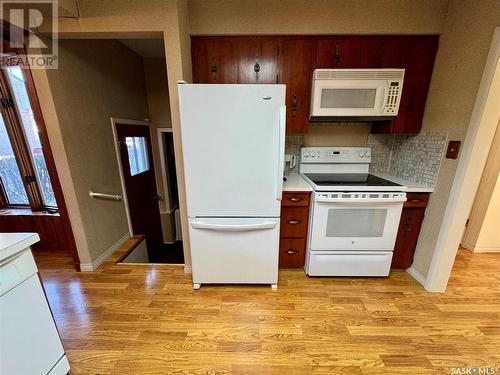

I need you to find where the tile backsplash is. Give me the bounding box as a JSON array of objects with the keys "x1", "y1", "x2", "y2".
[{"x1": 368, "y1": 132, "x2": 447, "y2": 188}]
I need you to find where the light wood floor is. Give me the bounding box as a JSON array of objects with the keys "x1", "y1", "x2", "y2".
[{"x1": 35, "y1": 243, "x2": 500, "y2": 375}]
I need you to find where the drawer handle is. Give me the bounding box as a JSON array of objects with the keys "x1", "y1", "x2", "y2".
[
  {"x1": 287, "y1": 220, "x2": 301, "y2": 225},
  {"x1": 410, "y1": 199, "x2": 423, "y2": 203},
  {"x1": 286, "y1": 250, "x2": 298, "y2": 255},
  {"x1": 289, "y1": 197, "x2": 303, "y2": 202}
]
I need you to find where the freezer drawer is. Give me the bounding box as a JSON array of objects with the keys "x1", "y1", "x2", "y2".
[
  {"x1": 189, "y1": 218, "x2": 280, "y2": 285},
  {"x1": 305, "y1": 251, "x2": 393, "y2": 277}
]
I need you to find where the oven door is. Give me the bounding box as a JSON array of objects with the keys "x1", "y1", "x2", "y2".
[
  {"x1": 310, "y1": 197, "x2": 404, "y2": 251},
  {"x1": 311, "y1": 79, "x2": 386, "y2": 117}
]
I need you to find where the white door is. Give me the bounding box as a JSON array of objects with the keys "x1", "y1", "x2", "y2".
[
  {"x1": 189, "y1": 217, "x2": 279, "y2": 284},
  {"x1": 179, "y1": 84, "x2": 286, "y2": 217},
  {"x1": 310, "y1": 200, "x2": 404, "y2": 251}
]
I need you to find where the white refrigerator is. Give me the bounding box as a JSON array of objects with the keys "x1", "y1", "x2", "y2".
[{"x1": 178, "y1": 84, "x2": 286, "y2": 290}]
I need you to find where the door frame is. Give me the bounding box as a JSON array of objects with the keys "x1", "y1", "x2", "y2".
[
  {"x1": 157, "y1": 127, "x2": 176, "y2": 212},
  {"x1": 111, "y1": 117, "x2": 159, "y2": 237},
  {"x1": 424, "y1": 27, "x2": 500, "y2": 292}
]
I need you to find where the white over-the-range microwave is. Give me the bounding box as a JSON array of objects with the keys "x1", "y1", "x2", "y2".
[{"x1": 309, "y1": 68, "x2": 405, "y2": 121}]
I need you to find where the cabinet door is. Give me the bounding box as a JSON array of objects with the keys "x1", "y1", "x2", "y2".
[
  {"x1": 280, "y1": 38, "x2": 315, "y2": 134},
  {"x1": 236, "y1": 38, "x2": 279, "y2": 84},
  {"x1": 191, "y1": 38, "x2": 236, "y2": 83},
  {"x1": 391, "y1": 208, "x2": 425, "y2": 269},
  {"x1": 359, "y1": 36, "x2": 404, "y2": 68},
  {"x1": 372, "y1": 36, "x2": 439, "y2": 134},
  {"x1": 316, "y1": 37, "x2": 361, "y2": 68}
]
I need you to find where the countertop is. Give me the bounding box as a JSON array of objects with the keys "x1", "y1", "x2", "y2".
[
  {"x1": 0, "y1": 233, "x2": 40, "y2": 262},
  {"x1": 372, "y1": 173, "x2": 435, "y2": 193},
  {"x1": 283, "y1": 173, "x2": 313, "y2": 192}
]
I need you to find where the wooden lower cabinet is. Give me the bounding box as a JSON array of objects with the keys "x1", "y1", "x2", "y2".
[
  {"x1": 391, "y1": 192, "x2": 430, "y2": 269},
  {"x1": 279, "y1": 192, "x2": 311, "y2": 268}
]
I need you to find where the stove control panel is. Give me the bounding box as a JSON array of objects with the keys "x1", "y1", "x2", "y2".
[{"x1": 301, "y1": 147, "x2": 371, "y2": 163}]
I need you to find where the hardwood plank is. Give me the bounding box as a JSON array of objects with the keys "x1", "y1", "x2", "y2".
[{"x1": 33, "y1": 248, "x2": 500, "y2": 374}]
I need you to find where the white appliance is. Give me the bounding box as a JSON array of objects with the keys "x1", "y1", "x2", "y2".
[
  {"x1": 178, "y1": 84, "x2": 286, "y2": 290},
  {"x1": 300, "y1": 147, "x2": 407, "y2": 277},
  {"x1": 310, "y1": 69, "x2": 405, "y2": 121},
  {"x1": 0, "y1": 233, "x2": 70, "y2": 375}
]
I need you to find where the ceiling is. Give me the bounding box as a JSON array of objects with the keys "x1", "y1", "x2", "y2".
[{"x1": 118, "y1": 39, "x2": 166, "y2": 59}]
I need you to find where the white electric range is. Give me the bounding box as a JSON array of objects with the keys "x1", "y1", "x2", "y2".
[{"x1": 300, "y1": 147, "x2": 407, "y2": 277}]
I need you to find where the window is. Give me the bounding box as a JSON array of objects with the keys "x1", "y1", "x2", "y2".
[
  {"x1": 126, "y1": 136, "x2": 150, "y2": 176},
  {"x1": 0, "y1": 65, "x2": 58, "y2": 210}
]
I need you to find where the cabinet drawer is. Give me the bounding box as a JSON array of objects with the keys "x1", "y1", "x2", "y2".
[
  {"x1": 281, "y1": 207, "x2": 309, "y2": 238},
  {"x1": 279, "y1": 238, "x2": 306, "y2": 268},
  {"x1": 404, "y1": 193, "x2": 430, "y2": 208},
  {"x1": 282, "y1": 192, "x2": 310, "y2": 207}
]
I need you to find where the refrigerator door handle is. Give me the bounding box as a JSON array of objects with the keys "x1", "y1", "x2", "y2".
[
  {"x1": 276, "y1": 105, "x2": 286, "y2": 201},
  {"x1": 191, "y1": 220, "x2": 277, "y2": 232}
]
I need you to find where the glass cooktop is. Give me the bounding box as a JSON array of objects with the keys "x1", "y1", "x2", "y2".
[{"x1": 304, "y1": 173, "x2": 402, "y2": 187}]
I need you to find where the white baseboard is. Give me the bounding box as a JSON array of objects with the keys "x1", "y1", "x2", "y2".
[
  {"x1": 183, "y1": 265, "x2": 192, "y2": 274},
  {"x1": 461, "y1": 242, "x2": 500, "y2": 253},
  {"x1": 406, "y1": 266, "x2": 426, "y2": 286},
  {"x1": 471, "y1": 246, "x2": 500, "y2": 253},
  {"x1": 80, "y1": 233, "x2": 131, "y2": 272}
]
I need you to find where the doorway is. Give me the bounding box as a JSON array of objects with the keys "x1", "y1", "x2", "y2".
[{"x1": 113, "y1": 119, "x2": 184, "y2": 264}]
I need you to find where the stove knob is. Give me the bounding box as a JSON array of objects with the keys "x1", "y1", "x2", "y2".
[
  {"x1": 310, "y1": 151, "x2": 315, "y2": 157},
  {"x1": 304, "y1": 152, "x2": 309, "y2": 157},
  {"x1": 359, "y1": 152, "x2": 365, "y2": 158}
]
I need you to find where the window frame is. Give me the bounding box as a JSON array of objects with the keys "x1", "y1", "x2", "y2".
[{"x1": 0, "y1": 57, "x2": 59, "y2": 211}]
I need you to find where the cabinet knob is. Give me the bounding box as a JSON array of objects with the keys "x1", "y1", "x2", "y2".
[
  {"x1": 404, "y1": 224, "x2": 414, "y2": 232},
  {"x1": 286, "y1": 249, "x2": 298, "y2": 255},
  {"x1": 289, "y1": 197, "x2": 303, "y2": 202},
  {"x1": 254, "y1": 62, "x2": 260, "y2": 73},
  {"x1": 287, "y1": 219, "x2": 301, "y2": 225}
]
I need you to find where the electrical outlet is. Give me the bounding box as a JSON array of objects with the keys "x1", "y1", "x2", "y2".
[{"x1": 446, "y1": 140, "x2": 461, "y2": 159}]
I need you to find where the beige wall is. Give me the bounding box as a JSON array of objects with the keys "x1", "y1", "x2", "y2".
[
  {"x1": 45, "y1": 39, "x2": 149, "y2": 262},
  {"x1": 476, "y1": 173, "x2": 500, "y2": 250},
  {"x1": 412, "y1": 0, "x2": 500, "y2": 276},
  {"x1": 188, "y1": 0, "x2": 448, "y2": 35}
]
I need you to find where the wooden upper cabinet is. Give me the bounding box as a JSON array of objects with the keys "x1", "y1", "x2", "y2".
[
  {"x1": 235, "y1": 38, "x2": 279, "y2": 84},
  {"x1": 359, "y1": 36, "x2": 404, "y2": 68},
  {"x1": 280, "y1": 38, "x2": 315, "y2": 134},
  {"x1": 191, "y1": 38, "x2": 236, "y2": 83},
  {"x1": 374, "y1": 36, "x2": 439, "y2": 134},
  {"x1": 315, "y1": 37, "x2": 361, "y2": 69}
]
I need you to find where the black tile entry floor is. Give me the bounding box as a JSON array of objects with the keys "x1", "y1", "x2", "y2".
[{"x1": 148, "y1": 241, "x2": 184, "y2": 264}]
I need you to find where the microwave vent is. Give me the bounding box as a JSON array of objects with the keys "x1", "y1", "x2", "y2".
[{"x1": 314, "y1": 69, "x2": 405, "y2": 80}]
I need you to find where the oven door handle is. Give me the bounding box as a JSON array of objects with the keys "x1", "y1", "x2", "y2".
[{"x1": 316, "y1": 197, "x2": 407, "y2": 203}]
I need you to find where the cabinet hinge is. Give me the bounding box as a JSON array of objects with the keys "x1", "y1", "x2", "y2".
[
  {"x1": 465, "y1": 218, "x2": 470, "y2": 227},
  {"x1": 1, "y1": 98, "x2": 14, "y2": 109}
]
